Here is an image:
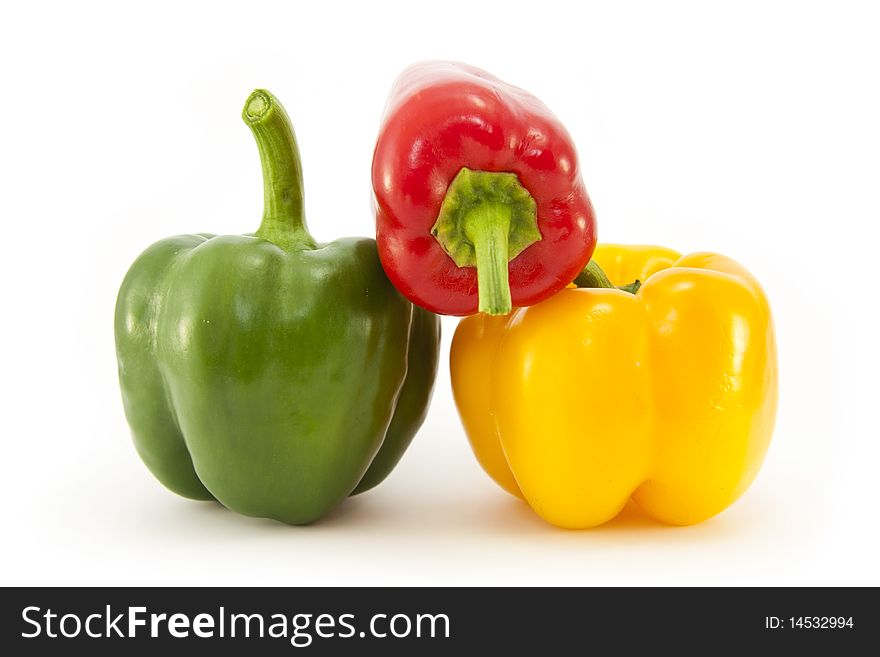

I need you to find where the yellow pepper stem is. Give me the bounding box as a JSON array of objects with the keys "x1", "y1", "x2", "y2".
[{"x1": 574, "y1": 260, "x2": 642, "y2": 294}]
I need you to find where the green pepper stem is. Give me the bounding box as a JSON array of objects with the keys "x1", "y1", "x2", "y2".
[
  {"x1": 242, "y1": 90, "x2": 316, "y2": 250},
  {"x1": 463, "y1": 203, "x2": 513, "y2": 315},
  {"x1": 573, "y1": 260, "x2": 642, "y2": 294}
]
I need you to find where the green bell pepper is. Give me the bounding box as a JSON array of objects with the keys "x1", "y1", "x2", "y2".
[{"x1": 114, "y1": 90, "x2": 440, "y2": 525}]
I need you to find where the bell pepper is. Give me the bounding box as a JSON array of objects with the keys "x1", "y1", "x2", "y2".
[
  {"x1": 114, "y1": 90, "x2": 440, "y2": 525},
  {"x1": 450, "y1": 244, "x2": 778, "y2": 528},
  {"x1": 372, "y1": 61, "x2": 596, "y2": 316}
]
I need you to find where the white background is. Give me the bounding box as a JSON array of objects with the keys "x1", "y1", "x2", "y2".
[{"x1": 1, "y1": 1, "x2": 877, "y2": 586}]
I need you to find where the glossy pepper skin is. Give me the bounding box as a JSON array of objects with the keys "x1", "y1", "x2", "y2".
[
  {"x1": 115, "y1": 90, "x2": 440, "y2": 525},
  {"x1": 372, "y1": 61, "x2": 596, "y2": 317},
  {"x1": 451, "y1": 244, "x2": 777, "y2": 528}
]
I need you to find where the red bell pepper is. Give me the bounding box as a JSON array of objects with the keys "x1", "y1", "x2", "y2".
[{"x1": 372, "y1": 61, "x2": 597, "y2": 316}]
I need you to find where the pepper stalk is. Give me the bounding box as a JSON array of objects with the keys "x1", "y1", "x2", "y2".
[{"x1": 431, "y1": 167, "x2": 542, "y2": 315}]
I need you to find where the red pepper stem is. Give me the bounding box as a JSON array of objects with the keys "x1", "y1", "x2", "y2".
[
  {"x1": 430, "y1": 167, "x2": 541, "y2": 316},
  {"x1": 242, "y1": 90, "x2": 316, "y2": 251},
  {"x1": 463, "y1": 203, "x2": 513, "y2": 315}
]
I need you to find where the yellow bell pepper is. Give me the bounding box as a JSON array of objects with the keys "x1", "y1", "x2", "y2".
[{"x1": 450, "y1": 244, "x2": 778, "y2": 528}]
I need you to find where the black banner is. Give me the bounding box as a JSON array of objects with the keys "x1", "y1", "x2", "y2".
[{"x1": 1, "y1": 587, "x2": 873, "y2": 654}]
